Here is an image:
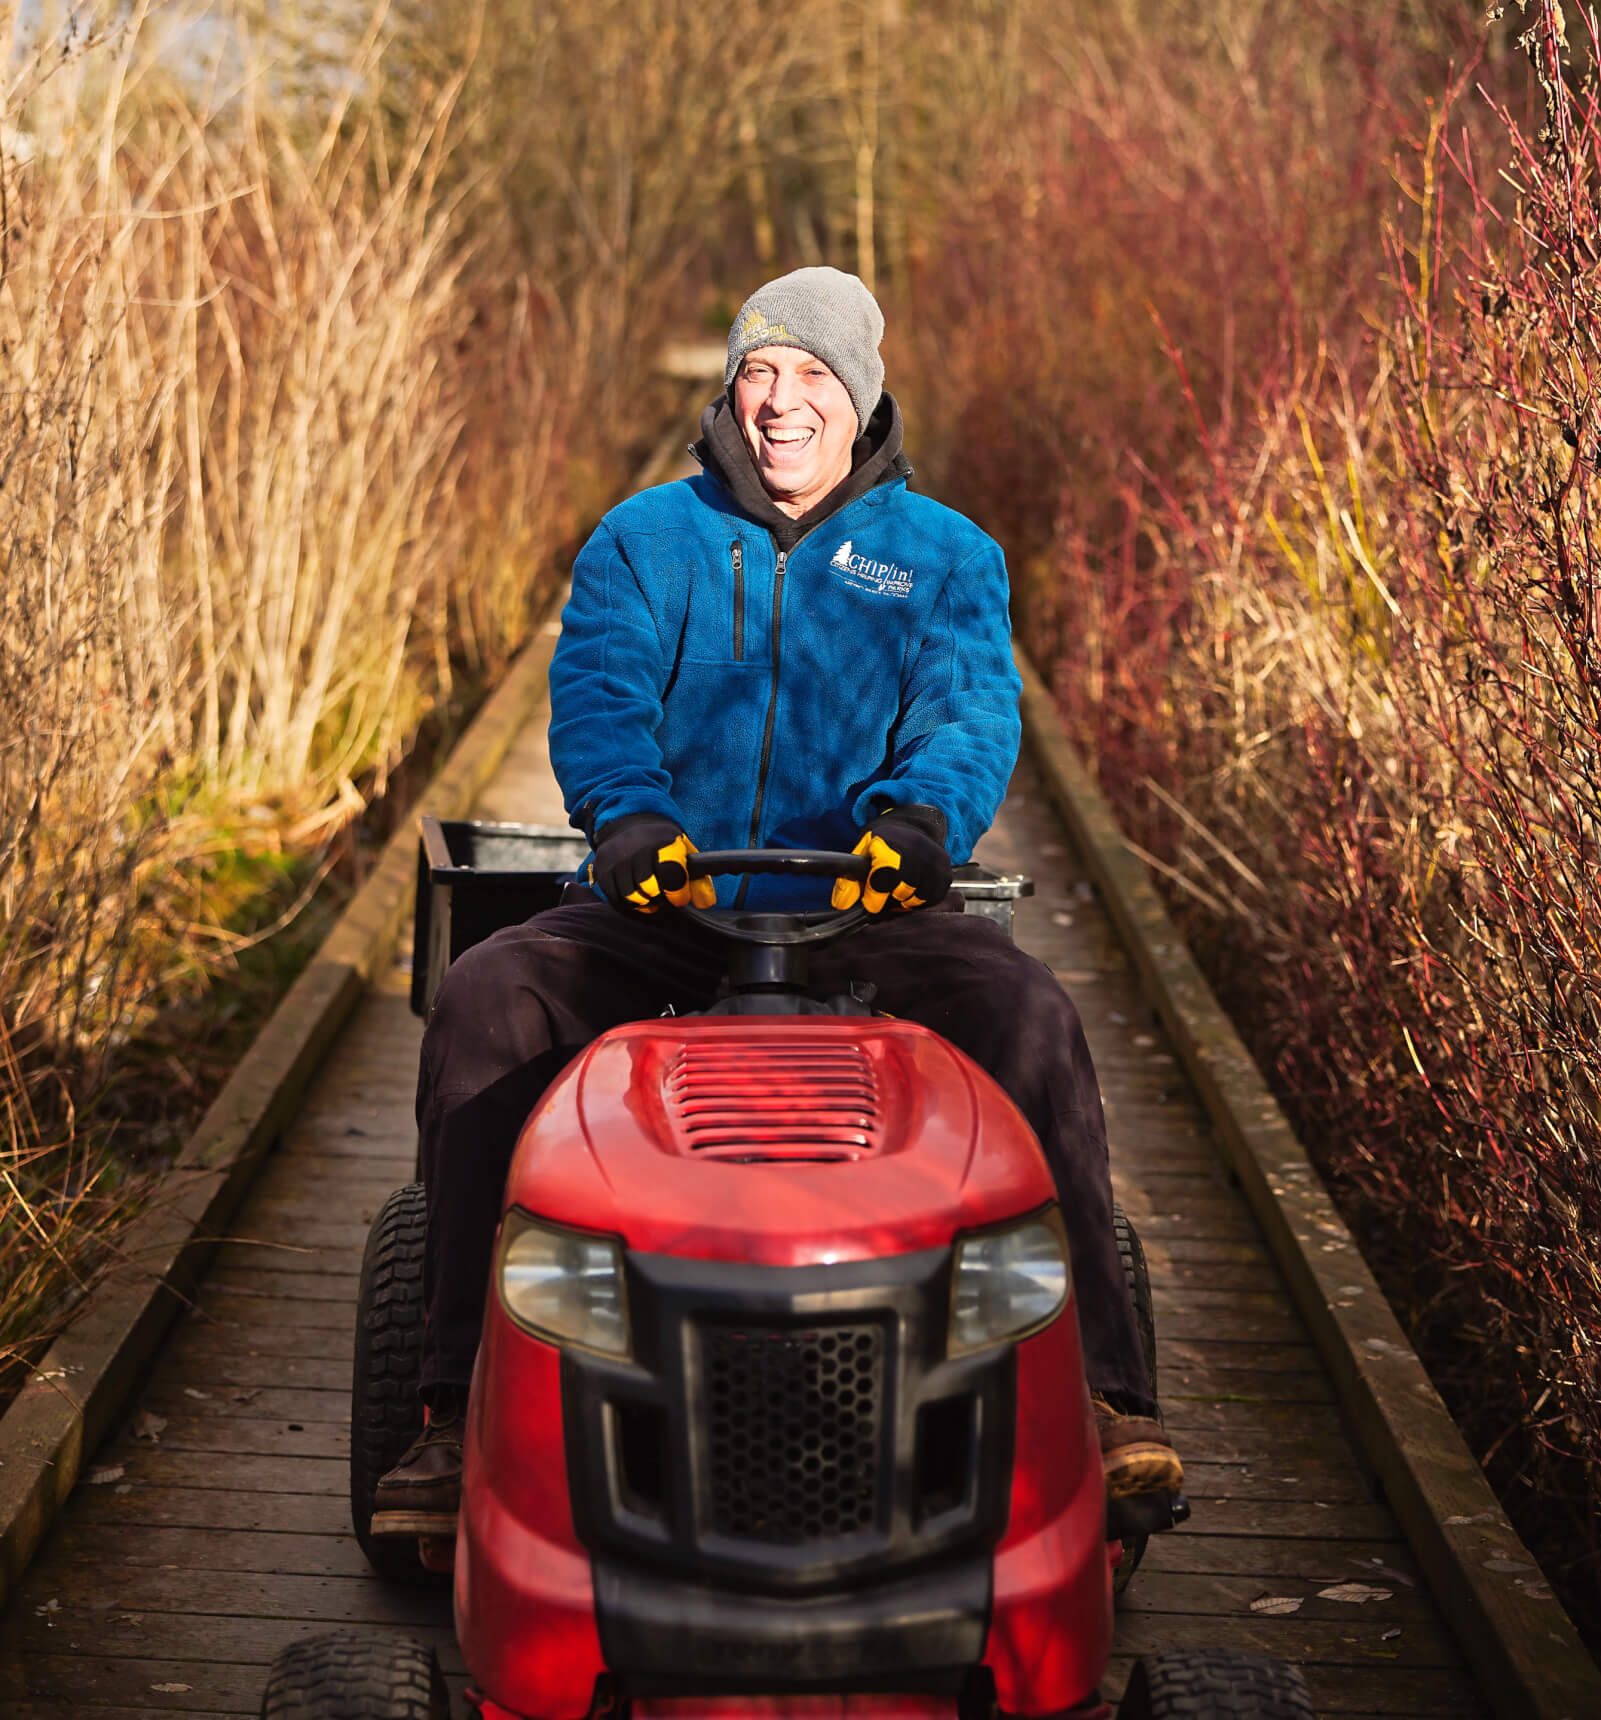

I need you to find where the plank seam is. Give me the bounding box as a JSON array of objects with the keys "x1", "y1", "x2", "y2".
[{"x1": 1016, "y1": 642, "x2": 1601, "y2": 1720}]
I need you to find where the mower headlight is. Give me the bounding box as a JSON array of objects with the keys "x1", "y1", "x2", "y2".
[
  {"x1": 948, "y1": 1208, "x2": 1070, "y2": 1356},
  {"x1": 497, "y1": 1209, "x2": 630, "y2": 1357}
]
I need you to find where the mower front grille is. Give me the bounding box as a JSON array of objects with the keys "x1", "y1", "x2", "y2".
[
  {"x1": 665, "y1": 1040, "x2": 879, "y2": 1160},
  {"x1": 703, "y1": 1321, "x2": 884, "y2": 1544}
]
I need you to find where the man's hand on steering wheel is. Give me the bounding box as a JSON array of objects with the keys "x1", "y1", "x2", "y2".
[
  {"x1": 830, "y1": 804, "x2": 952, "y2": 915},
  {"x1": 591, "y1": 814, "x2": 717, "y2": 913}
]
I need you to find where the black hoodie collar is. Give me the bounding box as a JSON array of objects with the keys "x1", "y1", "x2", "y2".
[{"x1": 691, "y1": 391, "x2": 912, "y2": 552}]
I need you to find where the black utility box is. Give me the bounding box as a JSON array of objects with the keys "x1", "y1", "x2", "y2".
[{"x1": 412, "y1": 817, "x2": 589, "y2": 1016}]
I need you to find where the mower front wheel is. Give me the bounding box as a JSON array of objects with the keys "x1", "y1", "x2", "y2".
[
  {"x1": 1117, "y1": 1648, "x2": 1314, "y2": 1719},
  {"x1": 350, "y1": 1182, "x2": 434, "y2": 1583},
  {"x1": 260, "y1": 1631, "x2": 449, "y2": 1720}
]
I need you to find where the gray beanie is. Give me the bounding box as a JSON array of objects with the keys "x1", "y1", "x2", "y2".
[{"x1": 724, "y1": 266, "x2": 885, "y2": 434}]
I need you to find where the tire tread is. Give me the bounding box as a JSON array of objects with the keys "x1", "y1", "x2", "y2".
[
  {"x1": 1118, "y1": 1647, "x2": 1315, "y2": 1719},
  {"x1": 350, "y1": 1183, "x2": 432, "y2": 1582},
  {"x1": 260, "y1": 1631, "x2": 447, "y2": 1720}
]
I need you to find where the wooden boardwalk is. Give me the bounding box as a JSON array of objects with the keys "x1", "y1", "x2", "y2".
[{"x1": 0, "y1": 632, "x2": 1485, "y2": 1716}]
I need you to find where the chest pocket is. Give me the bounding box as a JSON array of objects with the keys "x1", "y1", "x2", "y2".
[{"x1": 681, "y1": 538, "x2": 755, "y2": 664}]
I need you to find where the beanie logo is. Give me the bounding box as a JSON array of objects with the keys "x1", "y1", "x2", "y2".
[
  {"x1": 739, "y1": 307, "x2": 791, "y2": 343},
  {"x1": 829, "y1": 539, "x2": 914, "y2": 599}
]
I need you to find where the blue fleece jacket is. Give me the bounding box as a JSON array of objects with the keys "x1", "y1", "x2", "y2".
[{"x1": 547, "y1": 411, "x2": 1022, "y2": 909}]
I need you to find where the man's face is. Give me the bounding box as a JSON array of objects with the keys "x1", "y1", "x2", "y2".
[{"x1": 734, "y1": 345, "x2": 858, "y2": 518}]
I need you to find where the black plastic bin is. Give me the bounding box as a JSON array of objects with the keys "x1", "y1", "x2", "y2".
[{"x1": 411, "y1": 817, "x2": 590, "y2": 1016}]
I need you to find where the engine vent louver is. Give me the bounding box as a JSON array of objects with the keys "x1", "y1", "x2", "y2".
[{"x1": 665, "y1": 1040, "x2": 880, "y2": 1161}]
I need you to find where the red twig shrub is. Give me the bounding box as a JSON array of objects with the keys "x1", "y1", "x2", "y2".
[{"x1": 902, "y1": 0, "x2": 1601, "y2": 1641}]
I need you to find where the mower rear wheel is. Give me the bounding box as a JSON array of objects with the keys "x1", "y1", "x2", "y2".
[
  {"x1": 1111, "y1": 1202, "x2": 1158, "y2": 1600},
  {"x1": 1117, "y1": 1648, "x2": 1314, "y2": 1718},
  {"x1": 1114, "y1": 1202, "x2": 1157, "y2": 1398},
  {"x1": 260, "y1": 1631, "x2": 448, "y2": 1720},
  {"x1": 350, "y1": 1182, "x2": 434, "y2": 1583}
]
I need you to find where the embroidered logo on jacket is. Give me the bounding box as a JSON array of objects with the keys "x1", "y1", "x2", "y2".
[{"x1": 829, "y1": 539, "x2": 914, "y2": 599}]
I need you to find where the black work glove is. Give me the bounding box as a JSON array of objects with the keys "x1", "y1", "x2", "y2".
[
  {"x1": 590, "y1": 814, "x2": 716, "y2": 913},
  {"x1": 830, "y1": 804, "x2": 952, "y2": 914}
]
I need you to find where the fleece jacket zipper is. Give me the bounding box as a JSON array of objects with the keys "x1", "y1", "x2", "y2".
[{"x1": 735, "y1": 545, "x2": 789, "y2": 907}]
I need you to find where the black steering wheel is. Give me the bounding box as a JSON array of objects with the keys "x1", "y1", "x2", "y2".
[{"x1": 682, "y1": 849, "x2": 871, "y2": 946}]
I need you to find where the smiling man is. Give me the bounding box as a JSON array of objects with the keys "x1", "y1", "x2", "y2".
[{"x1": 373, "y1": 267, "x2": 1182, "y2": 1537}]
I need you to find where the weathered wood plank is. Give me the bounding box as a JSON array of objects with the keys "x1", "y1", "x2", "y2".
[
  {"x1": 1110, "y1": 1608, "x2": 1456, "y2": 1665},
  {"x1": 90, "y1": 1450, "x2": 346, "y2": 1498},
  {"x1": 6, "y1": 1707, "x2": 238, "y2": 1720},
  {"x1": 139, "y1": 1384, "x2": 351, "y2": 1426},
  {"x1": 1163, "y1": 1361, "x2": 1333, "y2": 1399},
  {"x1": 63, "y1": 1485, "x2": 344, "y2": 1536},
  {"x1": 1, "y1": 1657, "x2": 263, "y2": 1716},
  {"x1": 45, "y1": 1521, "x2": 373, "y2": 1578},
  {"x1": 1160, "y1": 1333, "x2": 1322, "y2": 1364},
  {"x1": 203, "y1": 1270, "x2": 363, "y2": 1305},
  {"x1": 1137, "y1": 1534, "x2": 1420, "y2": 1582},
  {"x1": 163, "y1": 1322, "x2": 353, "y2": 1362},
  {"x1": 100, "y1": 1414, "x2": 350, "y2": 1463},
  {"x1": 1, "y1": 1607, "x2": 463, "y2": 1671},
  {"x1": 152, "y1": 1350, "x2": 350, "y2": 1391},
  {"x1": 1141, "y1": 1498, "x2": 1398, "y2": 1540},
  {"x1": 1115, "y1": 1569, "x2": 1447, "y2": 1631},
  {"x1": 6, "y1": 1565, "x2": 447, "y2": 1629},
  {"x1": 183, "y1": 1293, "x2": 356, "y2": 1331}
]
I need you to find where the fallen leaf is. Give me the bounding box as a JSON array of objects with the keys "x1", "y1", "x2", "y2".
[
  {"x1": 183, "y1": 1387, "x2": 212, "y2": 1401},
  {"x1": 1381, "y1": 1628, "x2": 1402, "y2": 1642},
  {"x1": 34, "y1": 1598, "x2": 59, "y2": 1616},
  {"x1": 150, "y1": 1683, "x2": 192, "y2": 1694},
  {"x1": 229, "y1": 1388, "x2": 261, "y2": 1405},
  {"x1": 1483, "y1": 1557, "x2": 1535, "y2": 1575},
  {"x1": 134, "y1": 1411, "x2": 167, "y2": 1443},
  {"x1": 1318, "y1": 1582, "x2": 1392, "y2": 1603},
  {"x1": 85, "y1": 1465, "x2": 124, "y2": 1485},
  {"x1": 1352, "y1": 1557, "x2": 1417, "y2": 1588},
  {"x1": 1250, "y1": 1595, "x2": 1304, "y2": 1615}
]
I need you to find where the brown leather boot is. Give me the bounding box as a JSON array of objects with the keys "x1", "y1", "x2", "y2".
[
  {"x1": 1092, "y1": 1396, "x2": 1184, "y2": 1499},
  {"x1": 370, "y1": 1403, "x2": 464, "y2": 1538}
]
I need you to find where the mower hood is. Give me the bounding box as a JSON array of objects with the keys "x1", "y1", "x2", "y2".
[{"x1": 502, "y1": 1017, "x2": 1057, "y2": 1267}]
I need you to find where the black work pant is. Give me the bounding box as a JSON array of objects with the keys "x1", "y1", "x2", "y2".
[{"x1": 416, "y1": 890, "x2": 1155, "y2": 1414}]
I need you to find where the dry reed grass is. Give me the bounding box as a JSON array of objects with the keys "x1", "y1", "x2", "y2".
[{"x1": 0, "y1": 1, "x2": 575, "y2": 1402}]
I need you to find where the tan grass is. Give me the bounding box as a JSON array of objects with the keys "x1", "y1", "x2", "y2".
[{"x1": 0, "y1": 1, "x2": 567, "y2": 1398}]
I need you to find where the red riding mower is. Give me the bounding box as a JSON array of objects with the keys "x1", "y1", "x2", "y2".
[{"x1": 261, "y1": 828, "x2": 1312, "y2": 1720}]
